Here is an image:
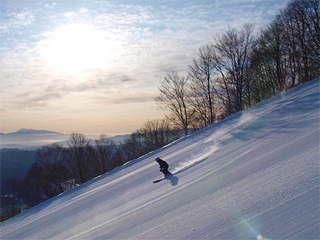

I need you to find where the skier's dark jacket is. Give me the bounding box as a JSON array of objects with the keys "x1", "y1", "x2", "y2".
[
  {"x1": 157, "y1": 159, "x2": 169, "y2": 172},
  {"x1": 155, "y1": 158, "x2": 170, "y2": 176}
]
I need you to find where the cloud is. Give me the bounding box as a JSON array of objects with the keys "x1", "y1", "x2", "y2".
[
  {"x1": 0, "y1": 0, "x2": 290, "y2": 133},
  {"x1": 63, "y1": 11, "x2": 77, "y2": 18},
  {"x1": 0, "y1": 8, "x2": 35, "y2": 35}
]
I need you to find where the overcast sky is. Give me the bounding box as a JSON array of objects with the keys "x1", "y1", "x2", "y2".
[{"x1": 0, "y1": 0, "x2": 289, "y2": 135}]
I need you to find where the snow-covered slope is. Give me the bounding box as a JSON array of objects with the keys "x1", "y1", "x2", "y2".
[{"x1": 1, "y1": 79, "x2": 319, "y2": 239}]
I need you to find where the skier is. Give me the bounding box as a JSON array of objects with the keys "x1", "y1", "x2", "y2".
[{"x1": 155, "y1": 157, "x2": 171, "y2": 177}]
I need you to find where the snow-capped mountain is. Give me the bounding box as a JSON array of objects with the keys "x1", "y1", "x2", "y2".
[{"x1": 1, "y1": 78, "x2": 319, "y2": 239}]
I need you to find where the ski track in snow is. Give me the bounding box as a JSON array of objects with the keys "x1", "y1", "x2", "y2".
[{"x1": 0, "y1": 78, "x2": 319, "y2": 240}]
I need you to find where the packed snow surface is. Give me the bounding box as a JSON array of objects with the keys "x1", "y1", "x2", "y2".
[{"x1": 1, "y1": 79, "x2": 319, "y2": 239}]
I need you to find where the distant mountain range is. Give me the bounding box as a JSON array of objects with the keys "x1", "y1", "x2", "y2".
[
  {"x1": 0, "y1": 129, "x2": 129, "y2": 179},
  {"x1": 0, "y1": 128, "x2": 69, "y2": 150},
  {"x1": 0, "y1": 128, "x2": 129, "y2": 150},
  {"x1": 1, "y1": 128, "x2": 61, "y2": 135}
]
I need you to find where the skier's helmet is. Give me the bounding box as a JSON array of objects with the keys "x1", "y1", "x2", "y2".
[{"x1": 155, "y1": 157, "x2": 160, "y2": 162}]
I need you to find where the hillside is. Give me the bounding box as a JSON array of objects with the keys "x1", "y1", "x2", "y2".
[{"x1": 0, "y1": 79, "x2": 319, "y2": 239}]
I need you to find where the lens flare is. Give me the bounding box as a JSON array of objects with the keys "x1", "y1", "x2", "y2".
[{"x1": 256, "y1": 234, "x2": 263, "y2": 240}]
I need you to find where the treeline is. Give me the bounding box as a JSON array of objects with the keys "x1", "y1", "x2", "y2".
[
  {"x1": 0, "y1": 119, "x2": 182, "y2": 221},
  {"x1": 1, "y1": 0, "x2": 319, "y2": 221},
  {"x1": 156, "y1": 0, "x2": 319, "y2": 134}
]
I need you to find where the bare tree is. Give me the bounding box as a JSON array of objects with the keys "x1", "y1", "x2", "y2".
[
  {"x1": 120, "y1": 119, "x2": 181, "y2": 162},
  {"x1": 250, "y1": 0, "x2": 319, "y2": 102},
  {"x1": 211, "y1": 24, "x2": 255, "y2": 115},
  {"x1": 250, "y1": 18, "x2": 288, "y2": 103},
  {"x1": 155, "y1": 72, "x2": 194, "y2": 135},
  {"x1": 280, "y1": 0, "x2": 320, "y2": 85},
  {"x1": 25, "y1": 163, "x2": 45, "y2": 206},
  {"x1": 137, "y1": 119, "x2": 181, "y2": 152},
  {"x1": 35, "y1": 144, "x2": 68, "y2": 194},
  {"x1": 188, "y1": 44, "x2": 217, "y2": 127},
  {"x1": 67, "y1": 132, "x2": 94, "y2": 184},
  {"x1": 120, "y1": 132, "x2": 145, "y2": 161},
  {"x1": 95, "y1": 135, "x2": 116, "y2": 174}
]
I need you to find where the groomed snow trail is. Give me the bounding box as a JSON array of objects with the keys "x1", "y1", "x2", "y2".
[{"x1": 0, "y1": 78, "x2": 319, "y2": 239}]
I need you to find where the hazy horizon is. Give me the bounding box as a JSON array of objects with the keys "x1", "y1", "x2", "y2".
[{"x1": 0, "y1": 127, "x2": 128, "y2": 136}]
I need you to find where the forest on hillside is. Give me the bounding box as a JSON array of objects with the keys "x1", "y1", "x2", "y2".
[{"x1": 1, "y1": 0, "x2": 319, "y2": 221}]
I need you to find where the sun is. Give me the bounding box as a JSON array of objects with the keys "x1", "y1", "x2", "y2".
[{"x1": 46, "y1": 24, "x2": 112, "y2": 72}]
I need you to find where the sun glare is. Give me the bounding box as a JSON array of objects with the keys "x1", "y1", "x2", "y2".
[{"x1": 46, "y1": 24, "x2": 112, "y2": 72}]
